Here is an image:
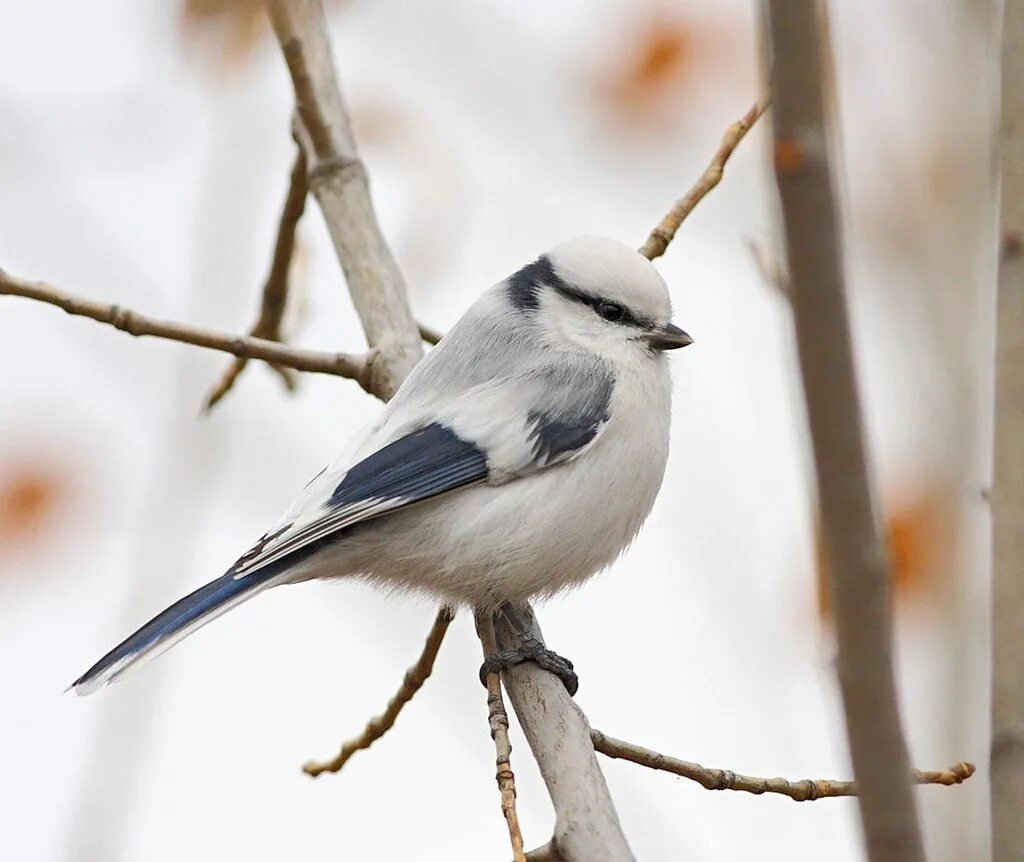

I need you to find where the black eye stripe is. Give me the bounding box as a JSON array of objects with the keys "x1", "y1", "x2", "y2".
[{"x1": 551, "y1": 282, "x2": 652, "y2": 329}]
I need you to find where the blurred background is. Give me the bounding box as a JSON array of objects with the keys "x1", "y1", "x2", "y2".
[{"x1": 0, "y1": 1, "x2": 996, "y2": 859}]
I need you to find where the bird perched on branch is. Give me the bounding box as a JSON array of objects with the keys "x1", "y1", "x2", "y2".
[{"x1": 71, "y1": 236, "x2": 691, "y2": 696}]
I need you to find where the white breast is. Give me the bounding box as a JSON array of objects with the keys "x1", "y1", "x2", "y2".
[{"x1": 314, "y1": 358, "x2": 674, "y2": 609}]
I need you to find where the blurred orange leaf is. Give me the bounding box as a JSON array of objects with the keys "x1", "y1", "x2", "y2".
[
  {"x1": 815, "y1": 490, "x2": 955, "y2": 619},
  {"x1": 604, "y1": 19, "x2": 695, "y2": 113},
  {"x1": 0, "y1": 465, "x2": 67, "y2": 544},
  {"x1": 179, "y1": 0, "x2": 345, "y2": 69}
]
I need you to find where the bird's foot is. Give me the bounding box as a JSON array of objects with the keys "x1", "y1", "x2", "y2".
[{"x1": 478, "y1": 635, "x2": 579, "y2": 696}]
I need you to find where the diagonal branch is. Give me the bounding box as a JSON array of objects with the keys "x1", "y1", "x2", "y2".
[
  {"x1": 417, "y1": 321, "x2": 443, "y2": 346},
  {"x1": 991, "y1": 2, "x2": 1024, "y2": 860},
  {"x1": 590, "y1": 730, "x2": 975, "y2": 802},
  {"x1": 764, "y1": 4, "x2": 925, "y2": 860},
  {"x1": 639, "y1": 92, "x2": 772, "y2": 261},
  {"x1": 0, "y1": 269, "x2": 370, "y2": 382},
  {"x1": 265, "y1": 0, "x2": 423, "y2": 400},
  {"x1": 303, "y1": 607, "x2": 453, "y2": 778},
  {"x1": 204, "y1": 143, "x2": 309, "y2": 412}
]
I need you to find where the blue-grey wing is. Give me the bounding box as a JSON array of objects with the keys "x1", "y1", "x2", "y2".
[
  {"x1": 231, "y1": 356, "x2": 614, "y2": 579},
  {"x1": 230, "y1": 422, "x2": 488, "y2": 578}
]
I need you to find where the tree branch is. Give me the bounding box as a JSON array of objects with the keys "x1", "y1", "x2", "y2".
[
  {"x1": 494, "y1": 605, "x2": 635, "y2": 862},
  {"x1": 302, "y1": 607, "x2": 453, "y2": 778},
  {"x1": 764, "y1": 4, "x2": 926, "y2": 861},
  {"x1": 639, "y1": 93, "x2": 771, "y2": 261},
  {"x1": 523, "y1": 841, "x2": 562, "y2": 862},
  {"x1": 992, "y1": 1, "x2": 1024, "y2": 859},
  {"x1": 417, "y1": 321, "x2": 443, "y2": 346},
  {"x1": 261, "y1": 7, "x2": 636, "y2": 858},
  {"x1": 204, "y1": 143, "x2": 309, "y2": 412},
  {"x1": 477, "y1": 612, "x2": 528, "y2": 862},
  {"x1": 0, "y1": 269, "x2": 370, "y2": 383},
  {"x1": 265, "y1": 0, "x2": 423, "y2": 400},
  {"x1": 590, "y1": 730, "x2": 974, "y2": 802}
]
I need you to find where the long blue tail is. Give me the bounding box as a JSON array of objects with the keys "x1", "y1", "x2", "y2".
[{"x1": 70, "y1": 567, "x2": 284, "y2": 695}]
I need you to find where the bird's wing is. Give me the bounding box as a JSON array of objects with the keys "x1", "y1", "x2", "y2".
[
  {"x1": 70, "y1": 355, "x2": 613, "y2": 694},
  {"x1": 230, "y1": 358, "x2": 615, "y2": 579}
]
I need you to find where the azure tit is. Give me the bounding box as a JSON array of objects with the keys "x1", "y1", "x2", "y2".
[{"x1": 72, "y1": 236, "x2": 692, "y2": 696}]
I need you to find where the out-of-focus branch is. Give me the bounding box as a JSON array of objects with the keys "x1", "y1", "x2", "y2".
[
  {"x1": 494, "y1": 605, "x2": 635, "y2": 862},
  {"x1": 590, "y1": 730, "x2": 975, "y2": 802},
  {"x1": 265, "y1": 0, "x2": 423, "y2": 400},
  {"x1": 204, "y1": 144, "x2": 309, "y2": 411},
  {"x1": 0, "y1": 269, "x2": 369, "y2": 382},
  {"x1": 303, "y1": 607, "x2": 453, "y2": 778},
  {"x1": 764, "y1": 5, "x2": 925, "y2": 862},
  {"x1": 477, "y1": 613, "x2": 527, "y2": 862},
  {"x1": 639, "y1": 93, "x2": 771, "y2": 261},
  {"x1": 745, "y1": 238, "x2": 790, "y2": 299},
  {"x1": 992, "y1": 1, "x2": 1024, "y2": 859}
]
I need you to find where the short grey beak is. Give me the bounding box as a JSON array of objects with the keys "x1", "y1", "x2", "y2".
[{"x1": 647, "y1": 323, "x2": 694, "y2": 351}]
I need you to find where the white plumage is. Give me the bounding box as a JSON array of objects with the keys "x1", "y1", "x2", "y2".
[{"x1": 71, "y1": 236, "x2": 691, "y2": 694}]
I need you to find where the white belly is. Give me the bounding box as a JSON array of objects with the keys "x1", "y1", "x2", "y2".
[{"x1": 295, "y1": 363, "x2": 672, "y2": 609}]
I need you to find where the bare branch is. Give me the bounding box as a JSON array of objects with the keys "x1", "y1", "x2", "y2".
[
  {"x1": 204, "y1": 143, "x2": 309, "y2": 411},
  {"x1": 764, "y1": 4, "x2": 925, "y2": 860},
  {"x1": 303, "y1": 607, "x2": 454, "y2": 778},
  {"x1": 417, "y1": 321, "x2": 443, "y2": 346},
  {"x1": 523, "y1": 841, "x2": 562, "y2": 862},
  {"x1": 590, "y1": 730, "x2": 975, "y2": 802},
  {"x1": 265, "y1": 0, "x2": 423, "y2": 400},
  {"x1": 494, "y1": 605, "x2": 635, "y2": 862},
  {"x1": 992, "y1": 1, "x2": 1024, "y2": 859},
  {"x1": 639, "y1": 93, "x2": 772, "y2": 261},
  {"x1": 0, "y1": 269, "x2": 369, "y2": 383},
  {"x1": 745, "y1": 238, "x2": 790, "y2": 299},
  {"x1": 476, "y1": 612, "x2": 527, "y2": 862}
]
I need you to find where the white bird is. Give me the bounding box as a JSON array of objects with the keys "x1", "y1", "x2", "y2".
[{"x1": 71, "y1": 236, "x2": 692, "y2": 696}]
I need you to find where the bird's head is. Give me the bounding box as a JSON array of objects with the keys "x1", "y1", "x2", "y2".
[{"x1": 507, "y1": 236, "x2": 692, "y2": 365}]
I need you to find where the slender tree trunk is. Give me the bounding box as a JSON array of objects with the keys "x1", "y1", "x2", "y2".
[
  {"x1": 763, "y1": 4, "x2": 926, "y2": 860},
  {"x1": 991, "y1": 2, "x2": 1024, "y2": 859}
]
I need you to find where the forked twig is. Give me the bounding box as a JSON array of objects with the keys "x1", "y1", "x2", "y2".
[
  {"x1": 204, "y1": 144, "x2": 309, "y2": 411},
  {"x1": 303, "y1": 607, "x2": 454, "y2": 777}
]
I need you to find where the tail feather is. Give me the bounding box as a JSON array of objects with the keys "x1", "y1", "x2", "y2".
[{"x1": 69, "y1": 567, "x2": 285, "y2": 695}]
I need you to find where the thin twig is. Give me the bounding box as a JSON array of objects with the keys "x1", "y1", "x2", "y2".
[
  {"x1": 417, "y1": 321, "x2": 443, "y2": 346},
  {"x1": 204, "y1": 144, "x2": 309, "y2": 411},
  {"x1": 639, "y1": 92, "x2": 772, "y2": 261},
  {"x1": 590, "y1": 730, "x2": 975, "y2": 802},
  {"x1": 765, "y1": 5, "x2": 925, "y2": 860},
  {"x1": 493, "y1": 605, "x2": 635, "y2": 861},
  {"x1": 476, "y1": 612, "x2": 527, "y2": 862},
  {"x1": 303, "y1": 607, "x2": 454, "y2": 777},
  {"x1": 523, "y1": 841, "x2": 562, "y2": 862},
  {"x1": 0, "y1": 269, "x2": 370, "y2": 383},
  {"x1": 745, "y1": 238, "x2": 791, "y2": 299}
]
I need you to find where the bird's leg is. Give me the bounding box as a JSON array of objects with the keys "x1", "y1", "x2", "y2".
[{"x1": 477, "y1": 603, "x2": 579, "y2": 696}]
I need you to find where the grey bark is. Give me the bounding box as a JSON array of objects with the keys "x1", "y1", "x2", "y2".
[
  {"x1": 763, "y1": 4, "x2": 927, "y2": 861},
  {"x1": 992, "y1": 2, "x2": 1024, "y2": 859},
  {"x1": 495, "y1": 606, "x2": 635, "y2": 862}
]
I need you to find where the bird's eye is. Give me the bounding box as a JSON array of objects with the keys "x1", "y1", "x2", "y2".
[{"x1": 597, "y1": 302, "x2": 625, "y2": 322}]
